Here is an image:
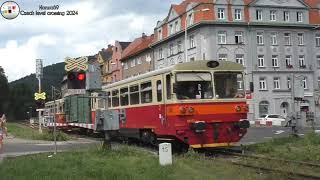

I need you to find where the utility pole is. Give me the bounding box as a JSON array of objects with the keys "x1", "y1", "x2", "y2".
[
  {"x1": 52, "y1": 86, "x2": 57, "y2": 155},
  {"x1": 36, "y1": 59, "x2": 43, "y2": 134},
  {"x1": 290, "y1": 73, "x2": 297, "y2": 136}
]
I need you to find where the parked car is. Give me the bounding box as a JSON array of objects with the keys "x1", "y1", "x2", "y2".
[{"x1": 257, "y1": 114, "x2": 286, "y2": 126}]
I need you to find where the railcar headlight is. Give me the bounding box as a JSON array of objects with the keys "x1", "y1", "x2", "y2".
[
  {"x1": 235, "y1": 105, "x2": 241, "y2": 112},
  {"x1": 188, "y1": 107, "x2": 195, "y2": 114},
  {"x1": 180, "y1": 107, "x2": 187, "y2": 114}
]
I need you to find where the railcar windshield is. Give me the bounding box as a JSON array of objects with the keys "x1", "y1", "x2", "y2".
[
  {"x1": 175, "y1": 72, "x2": 213, "y2": 100},
  {"x1": 214, "y1": 72, "x2": 244, "y2": 99}
]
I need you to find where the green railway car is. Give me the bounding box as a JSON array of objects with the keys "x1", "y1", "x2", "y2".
[{"x1": 64, "y1": 94, "x2": 91, "y2": 123}]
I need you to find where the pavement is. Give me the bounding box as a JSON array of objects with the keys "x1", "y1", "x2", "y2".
[{"x1": 0, "y1": 135, "x2": 100, "y2": 160}]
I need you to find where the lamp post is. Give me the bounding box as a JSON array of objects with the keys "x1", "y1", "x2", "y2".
[{"x1": 184, "y1": 8, "x2": 209, "y2": 62}]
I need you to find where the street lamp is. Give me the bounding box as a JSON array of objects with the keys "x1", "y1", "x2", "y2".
[{"x1": 185, "y1": 8, "x2": 210, "y2": 62}]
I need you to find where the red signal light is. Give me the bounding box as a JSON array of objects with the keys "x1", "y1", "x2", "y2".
[
  {"x1": 77, "y1": 73, "x2": 85, "y2": 81},
  {"x1": 67, "y1": 73, "x2": 75, "y2": 80}
]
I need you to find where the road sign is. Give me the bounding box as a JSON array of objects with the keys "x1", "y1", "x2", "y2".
[
  {"x1": 65, "y1": 56, "x2": 88, "y2": 72},
  {"x1": 34, "y1": 92, "x2": 46, "y2": 100}
]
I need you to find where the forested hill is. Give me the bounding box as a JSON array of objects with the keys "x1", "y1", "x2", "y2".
[
  {"x1": 10, "y1": 62, "x2": 65, "y2": 96},
  {"x1": 3, "y1": 62, "x2": 65, "y2": 120}
]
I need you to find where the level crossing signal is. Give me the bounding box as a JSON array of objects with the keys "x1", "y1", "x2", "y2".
[{"x1": 67, "y1": 71, "x2": 86, "y2": 89}]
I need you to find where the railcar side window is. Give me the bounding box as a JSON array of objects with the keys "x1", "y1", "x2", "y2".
[
  {"x1": 107, "y1": 91, "x2": 111, "y2": 107},
  {"x1": 112, "y1": 90, "x2": 119, "y2": 107},
  {"x1": 141, "y1": 82, "x2": 152, "y2": 103},
  {"x1": 214, "y1": 73, "x2": 245, "y2": 98},
  {"x1": 120, "y1": 87, "x2": 129, "y2": 106},
  {"x1": 157, "y1": 80, "x2": 162, "y2": 102},
  {"x1": 166, "y1": 74, "x2": 171, "y2": 100},
  {"x1": 130, "y1": 85, "x2": 140, "y2": 105}
]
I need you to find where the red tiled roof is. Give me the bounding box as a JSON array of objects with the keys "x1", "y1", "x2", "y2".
[
  {"x1": 304, "y1": 0, "x2": 320, "y2": 8},
  {"x1": 121, "y1": 34, "x2": 154, "y2": 61},
  {"x1": 172, "y1": 0, "x2": 213, "y2": 15}
]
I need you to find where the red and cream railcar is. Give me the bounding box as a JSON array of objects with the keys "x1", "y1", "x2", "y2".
[{"x1": 102, "y1": 60, "x2": 249, "y2": 149}]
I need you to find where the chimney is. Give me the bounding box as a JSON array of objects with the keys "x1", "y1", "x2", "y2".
[{"x1": 142, "y1": 33, "x2": 147, "y2": 38}]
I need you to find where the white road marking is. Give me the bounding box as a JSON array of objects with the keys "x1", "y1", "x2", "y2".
[{"x1": 274, "y1": 130, "x2": 285, "y2": 135}]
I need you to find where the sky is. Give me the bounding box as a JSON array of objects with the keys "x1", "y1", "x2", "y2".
[{"x1": 0, "y1": 0, "x2": 181, "y2": 82}]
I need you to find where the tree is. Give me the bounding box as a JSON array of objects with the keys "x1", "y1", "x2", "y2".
[{"x1": 0, "y1": 66, "x2": 9, "y2": 115}]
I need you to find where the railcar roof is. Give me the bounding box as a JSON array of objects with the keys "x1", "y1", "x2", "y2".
[{"x1": 102, "y1": 60, "x2": 243, "y2": 89}]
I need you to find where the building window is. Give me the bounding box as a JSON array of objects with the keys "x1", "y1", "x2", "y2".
[
  {"x1": 123, "y1": 62, "x2": 128, "y2": 70},
  {"x1": 298, "y1": 33, "x2": 304, "y2": 45},
  {"x1": 218, "y1": 31, "x2": 227, "y2": 44},
  {"x1": 218, "y1": 8, "x2": 225, "y2": 19},
  {"x1": 273, "y1": 77, "x2": 280, "y2": 89},
  {"x1": 137, "y1": 58, "x2": 142, "y2": 65},
  {"x1": 169, "y1": 24, "x2": 174, "y2": 35},
  {"x1": 284, "y1": 33, "x2": 291, "y2": 45},
  {"x1": 270, "y1": 10, "x2": 276, "y2": 21},
  {"x1": 218, "y1": 54, "x2": 227, "y2": 61},
  {"x1": 256, "y1": 10, "x2": 262, "y2": 21},
  {"x1": 169, "y1": 44, "x2": 174, "y2": 56},
  {"x1": 159, "y1": 48, "x2": 163, "y2": 59},
  {"x1": 259, "y1": 101, "x2": 269, "y2": 116},
  {"x1": 284, "y1": 11, "x2": 290, "y2": 22},
  {"x1": 130, "y1": 59, "x2": 136, "y2": 67},
  {"x1": 158, "y1": 29, "x2": 162, "y2": 40},
  {"x1": 271, "y1": 32, "x2": 277, "y2": 45},
  {"x1": 316, "y1": 34, "x2": 320, "y2": 47},
  {"x1": 177, "y1": 41, "x2": 182, "y2": 52},
  {"x1": 188, "y1": 13, "x2": 194, "y2": 26},
  {"x1": 235, "y1": 31, "x2": 243, "y2": 44},
  {"x1": 259, "y1": 78, "x2": 267, "y2": 90},
  {"x1": 175, "y1": 21, "x2": 179, "y2": 32},
  {"x1": 257, "y1": 32, "x2": 264, "y2": 45},
  {"x1": 189, "y1": 35, "x2": 195, "y2": 48},
  {"x1": 299, "y1": 55, "x2": 305, "y2": 68},
  {"x1": 235, "y1": 9, "x2": 242, "y2": 20},
  {"x1": 297, "y1": 12, "x2": 303, "y2": 22},
  {"x1": 272, "y1": 55, "x2": 279, "y2": 67},
  {"x1": 287, "y1": 77, "x2": 291, "y2": 89},
  {"x1": 303, "y1": 77, "x2": 307, "y2": 89},
  {"x1": 236, "y1": 54, "x2": 244, "y2": 65},
  {"x1": 258, "y1": 55, "x2": 265, "y2": 67},
  {"x1": 317, "y1": 55, "x2": 320, "y2": 68},
  {"x1": 285, "y1": 55, "x2": 292, "y2": 68}
]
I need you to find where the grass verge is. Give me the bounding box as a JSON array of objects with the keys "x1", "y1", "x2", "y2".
[
  {"x1": 247, "y1": 131, "x2": 320, "y2": 163},
  {"x1": 7, "y1": 122, "x2": 71, "y2": 141},
  {"x1": 0, "y1": 145, "x2": 288, "y2": 180}
]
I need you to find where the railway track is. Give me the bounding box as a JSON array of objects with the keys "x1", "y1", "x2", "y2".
[{"x1": 208, "y1": 149, "x2": 320, "y2": 180}]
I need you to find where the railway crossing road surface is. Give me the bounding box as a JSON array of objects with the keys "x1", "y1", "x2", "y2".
[
  {"x1": 0, "y1": 135, "x2": 100, "y2": 160},
  {"x1": 239, "y1": 126, "x2": 320, "y2": 145}
]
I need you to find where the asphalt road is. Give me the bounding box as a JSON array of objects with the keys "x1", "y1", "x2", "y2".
[
  {"x1": 239, "y1": 126, "x2": 320, "y2": 145},
  {"x1": 2, "y1": 137, "x2": 100, "y2": 157}
]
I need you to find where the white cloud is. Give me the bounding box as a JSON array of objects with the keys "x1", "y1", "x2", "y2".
[
  {"x1": 0, "y1": 34, "x2": 57, "y2": 81},
  {"x1": 0, "y1": 0, "x2": 176, "y2": 81}
]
